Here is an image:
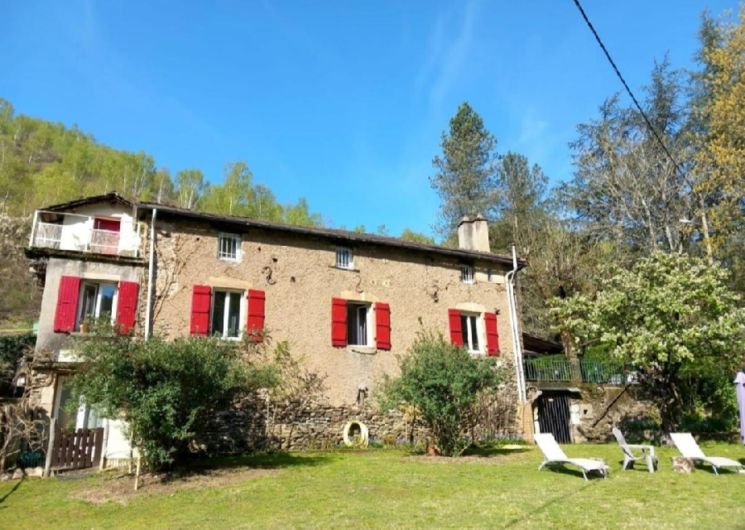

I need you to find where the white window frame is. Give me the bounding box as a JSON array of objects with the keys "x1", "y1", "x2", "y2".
[
  {"x1": 76, "y1": 281, "x2": 118, "y2": 331},
  {"x1": 461, "y1": 313, "x2": 483, "y2": 355},
  {"x1": 217, "y1": 233, "x2": 242, "y2": 262},
  {"x1": 347, "y1": 302, "x2": 372, "y2": 346},
  {"x1": 211, "y1": 289, "x2": 245, "y2": 340},
  {"x1": 336, "y1": 247, "x2": 354, "y2": 270}
]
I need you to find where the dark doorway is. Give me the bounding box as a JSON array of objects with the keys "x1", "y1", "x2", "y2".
[{"x1": 537, "y1": 392, "x2": 572, "y2": 443}]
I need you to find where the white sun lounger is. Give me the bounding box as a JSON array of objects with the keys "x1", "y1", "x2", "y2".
[
  {"x1": 670, "y1": 432, "x2": 744, "y2": 476},
  {"x1": 534, "y1": 432, "x2": 609, "y2": 481}
]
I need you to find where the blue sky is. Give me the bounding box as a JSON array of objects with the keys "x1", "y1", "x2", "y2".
[{"x1": 2, "y1": 0, "x2": 738, "y2": 238}]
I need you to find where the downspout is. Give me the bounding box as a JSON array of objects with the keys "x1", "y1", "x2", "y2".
[
  {"x1": 144, "y1": 208, "x2": 157, "y2": 340},
  {"x1": 506, "y1": 245, "x2": 526, "y2": 403}
]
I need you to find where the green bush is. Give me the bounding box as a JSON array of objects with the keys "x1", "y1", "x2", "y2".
[
  {"x1": 380, "y1": 330, "x2": 505, "y2": 456},
  {"x1": 71, "y1": 326, "x2": 285, "y2": 469}
]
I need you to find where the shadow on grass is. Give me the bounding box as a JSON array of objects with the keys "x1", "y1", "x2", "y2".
[
  {"x1": 539, "y1": 463, "x2": 607, "y2": 481},
  {"x1": 503, "y1": 478, "x2": 592, "y2": 528},
  {"x1": 156, "y1": 452, "x2": 331, "y2": 483},
  {"x1": 462, "y1": 446, "x2": 530, "y2": 457},
  {"x1": 0, "y1": 476, "x2": 24, "y2": 507}
]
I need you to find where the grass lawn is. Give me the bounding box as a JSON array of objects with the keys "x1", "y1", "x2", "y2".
[{"x1": 1, "y1": 442, "x2": 744, "y2": 529}]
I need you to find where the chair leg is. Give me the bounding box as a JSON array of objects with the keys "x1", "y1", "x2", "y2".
[
  {"x1": 582, "y1": 469, "x2": 588, "y2": 481},
  {"x1": 646, "y1": 454, "x2": 654, "y2": 473}
]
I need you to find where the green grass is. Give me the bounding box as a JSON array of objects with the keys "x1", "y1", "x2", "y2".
[{"x1": 1, "y1": 443, "x2": 744, "y2": 529}]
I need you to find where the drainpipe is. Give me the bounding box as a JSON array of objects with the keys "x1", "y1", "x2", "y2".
[
  {"x1": 506, "y1": 245, "x2": 526, "y2": 404},
  {"x1": 144, "y1": 208, "x2": 157, "y2": 340}
]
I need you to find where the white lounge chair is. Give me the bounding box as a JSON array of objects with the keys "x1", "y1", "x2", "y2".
[
  {"x1": 670, "y1": 432, "x2": 744, "y2": 476},
  {"x1": 534, "y1": 432, "x2": 609, "y2": 481},
  {"x1": 612, "y1": 427, "x2": 657, "y2": 473}
]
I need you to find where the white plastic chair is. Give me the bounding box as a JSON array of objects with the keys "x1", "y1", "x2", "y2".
[
  {"x1": 670, "y1": 432, "x2": 744, "y2": 476},
  {"x1": 534, "y1": 432, "x2": 609, "y2": 481},
  {"x1": 612, "y1": 427, "x2": 657, "y2": 473}
]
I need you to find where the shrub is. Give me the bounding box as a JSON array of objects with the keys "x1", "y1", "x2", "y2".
[
  {"x1": 380, "y1": 330, "x2": 505, "y2": 456},
  {"x1": 71, "y1": 325, "x2": 291, "y2": 469}
]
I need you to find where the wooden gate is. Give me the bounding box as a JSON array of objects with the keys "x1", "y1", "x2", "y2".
[
  {"x1": 50, "y1": 427, "x2": 104, "y2": 471},
  {"x1": 537, "y1": 392, "x2": 572, "y2": 444}
]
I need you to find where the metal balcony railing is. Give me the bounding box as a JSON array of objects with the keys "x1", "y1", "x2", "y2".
[
  {"x1": 523, "y1": 357, "x2": 630, "y2": 385},
  {"x1": 29, "y1": 211, "x2": 140, "y2": 257}
]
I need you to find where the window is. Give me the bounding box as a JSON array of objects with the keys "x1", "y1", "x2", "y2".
[
  {"x1": 346, "y1": 302, "x2": 370, "y2": 346},
  {"x1": 77, "y1": 281, "x2": 117, "y2": 330},
  {"x1": 460, "y1": 264, "x2": 474, "y2": 284},
  {"x1": 211, "y1": 289, "x2": 243, "y2": 338},
  {"x1": 336, "y1": 247, "x2": 354, "y2": 270},
  {"x1": 218, "y1": 233, "x2": 241, "y2": 261},
  {"x1": 460, "y1": 314, "x2": 482, "y2": 353}
]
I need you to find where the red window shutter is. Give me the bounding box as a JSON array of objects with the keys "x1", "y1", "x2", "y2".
[
  {"x1": 53, "y1": 276, "x2": 81, "y2": 333},
  {"x1": 448, "y1": 309, "x2": 463, "y2": 346},
  {"x1": 190, "y1": 285, "x2": 212, "y2": 336},
  {"x1": 375, "y1": 302, "x2": 391, "y2": 350},
  {"x1": 484, "y1": 312, "x2": 500, "y2": 356},
  {"x1": 331, "y1": 298, "x2": 348, "y2": 347},
  {"x1": 246, "y1": 289, "x2": 266, "y2": 342},
  {"x1": 116, "y1": 281, "x2": 139, "y2": 335}
]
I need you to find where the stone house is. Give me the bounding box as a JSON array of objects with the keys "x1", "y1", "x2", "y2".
[{"x1": 25, "y1": 193, "x2": 528, "y2": 466}]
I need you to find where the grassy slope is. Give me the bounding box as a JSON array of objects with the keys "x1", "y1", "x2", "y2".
[{"x1": 1, "y1": 444, "x2": 744, "y2": 529}]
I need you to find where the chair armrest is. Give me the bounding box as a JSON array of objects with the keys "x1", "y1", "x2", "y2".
[{"x1": 626, "y1": 444, "x2": 655, "y2": 455}]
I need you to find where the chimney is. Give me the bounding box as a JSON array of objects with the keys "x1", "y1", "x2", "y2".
[{"x1": 457, "y1": 214, "x2": 490, "y2": 253}]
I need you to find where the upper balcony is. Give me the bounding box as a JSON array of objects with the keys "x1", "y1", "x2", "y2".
[{"x1": 29, "y1": 210, "x2": 141, "y2": 258}]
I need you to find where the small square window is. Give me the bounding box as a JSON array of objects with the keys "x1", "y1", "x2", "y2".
[
  {"x1": 336, "y1": 247, "x2": 354, "y2": 270},
  {"x1": 218, "y1": 233, "x2": 241, "y2": 262},
  {"x1": 460, "y1": 264, "x2": 474, "y2": 284}
]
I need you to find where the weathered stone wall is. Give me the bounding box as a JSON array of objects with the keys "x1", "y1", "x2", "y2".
[
  {"x1": 570, "y1": 385, "x2": 658, "y2": 443},
  {"x1": 147, "y1": 215, "x2": 520, "y2": 412},
  {"x1": 198, "y1": 390, "x2": 522, "y2": 453}
]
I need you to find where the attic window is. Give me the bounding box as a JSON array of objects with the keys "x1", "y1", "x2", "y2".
[
  {"x1": 460, "y1": 264, "x2": 474, "y2": 284},
  {"x1": 218, "y1": 233, "x2": 241, "y2": 262},
  {"x1": 336, "y1": 247, "x2": 354, "y2": 270}
]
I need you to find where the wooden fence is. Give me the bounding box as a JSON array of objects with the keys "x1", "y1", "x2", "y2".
[{"x1": 50, "y1": 427, "x2": 104, "y2": 471}]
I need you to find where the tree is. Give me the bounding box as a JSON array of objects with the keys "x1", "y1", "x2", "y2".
[
  {"x1": 550, "y1": 252, "x2": 745, "y2": 432},
  {"x1": 71, "y1": 329, "x2": 284, "y2": 469},
  {"x1": 490, "y1": 151, "x2": 548, "y2": 255},
  {"x1": 400, "y1": 228, "x2": 435, "y2": 245},
  {"x1": 564, "y1": 59, "x2": 694, "y2": 255},
  {"x1": 175, "y1": 169, "x2": 206, "y2": 209},
  {"x1": 691, "y1": 7, "x2": 745, "y2": 258},
  {"x1": 380, "y1": 331, "x2": 504, "y2": 456},
  {"x1": 430, "y1": 102, "x2": 498, "y2": 237}
]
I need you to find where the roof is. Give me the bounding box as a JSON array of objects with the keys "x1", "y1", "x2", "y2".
[
  {"x1": 41, "y1": 192, "x2": 134, "y2": 212},
  {"x1": 522, "y1": 333, "x2": 563, "y2": 355},
  {"x1": 137, "y1": 201, "x2": 526, "y2": 268}
]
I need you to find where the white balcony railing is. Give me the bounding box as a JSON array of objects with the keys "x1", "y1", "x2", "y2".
[{"x1": 29, "y1": 211, "x2": 140, "y2": 258}]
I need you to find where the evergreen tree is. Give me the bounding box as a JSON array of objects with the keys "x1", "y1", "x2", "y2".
[{"x1": 430, "y1": 102, "x2": 498, "y2": 237}]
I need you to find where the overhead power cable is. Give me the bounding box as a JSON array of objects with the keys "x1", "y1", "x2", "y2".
[{"x1": 570, "y1": 0, "x2": 684, "y2": 177}]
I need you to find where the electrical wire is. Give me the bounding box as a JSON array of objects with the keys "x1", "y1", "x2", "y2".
[{"x1": 571, "y1": 0, "x2": 685, "y2": 177}]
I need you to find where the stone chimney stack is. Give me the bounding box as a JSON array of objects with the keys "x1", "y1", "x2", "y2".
[{"x1": 457, "y1": 214, "x2": 490, "y2": 253}]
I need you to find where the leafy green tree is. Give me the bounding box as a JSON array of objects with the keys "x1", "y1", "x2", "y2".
[
  {"x1": 550, "y1": 252, "x2": 745, "y2": 431},
  {"x1": 430, "y1": 102, "x2": 498, "y2": 237},
  {"x1": 380, "y1": 331, "x2": 504, "y2": 456},
  {"x1": 399, "y1": 228, "x2": 435, "y2": 245},
  {"x1": 71, "y1": 329, "x2": 284, "y2": 469}
]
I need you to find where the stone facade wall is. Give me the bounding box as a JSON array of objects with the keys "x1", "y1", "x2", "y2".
[{"x1": 146, "y1": 215, "x2": 520, "y2": 412}]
